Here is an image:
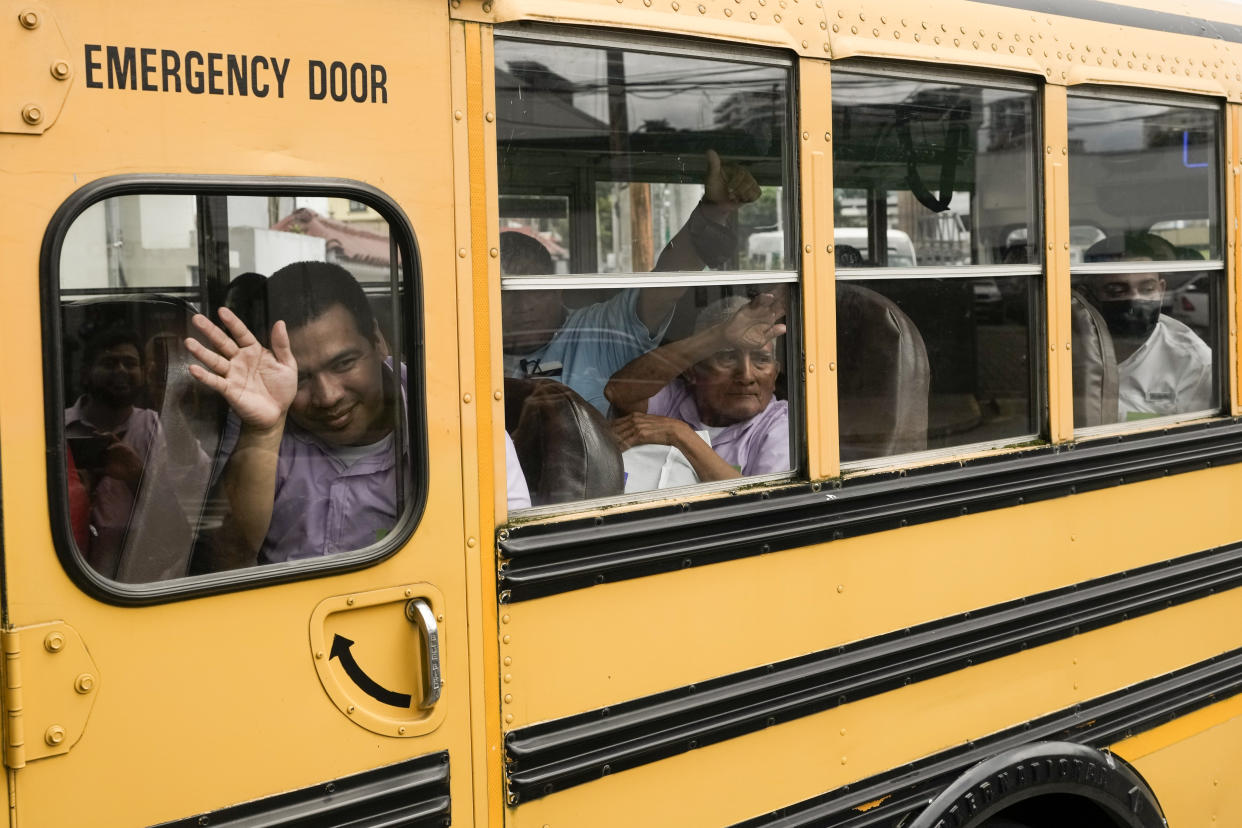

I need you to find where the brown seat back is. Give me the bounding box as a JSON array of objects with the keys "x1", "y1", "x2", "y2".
[
  {"x1": 1070, "y1": 289, "x2": 1119, "y2": 427},
  {"x1": 505, "y1": 377, "x2": 624, "y2": 506},
  {"x1": 837, "y1": 283, "x2": 931, "y2": 461}
]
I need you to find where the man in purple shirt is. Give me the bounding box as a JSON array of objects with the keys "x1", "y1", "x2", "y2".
[
  {"x1": 187, "y1": 261, "x2": 404, "y2": 567},
  {"x1": 604, "y1": 293, "x2": 789, "y2": 484}
]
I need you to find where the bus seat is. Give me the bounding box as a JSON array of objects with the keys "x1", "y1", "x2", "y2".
[
  {"x1": 1070, "y1": 289, "x2": 1119, "y2": 427},
  {"x1": 505, "y1": 377, "x2": 624, "y2": 506},
  {"x1": 837, "y1": 282, "x2": 931, "y2": 461}
]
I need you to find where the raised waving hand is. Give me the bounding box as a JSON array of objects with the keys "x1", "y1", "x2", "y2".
[{"x1": 185, "y1": 308, "x2": 298, "y2": 431}]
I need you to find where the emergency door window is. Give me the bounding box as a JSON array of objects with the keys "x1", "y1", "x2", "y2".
[
  {"x1": 831, "y1": 66, "x2": 1040, "y2": 462},
  {"x1": 1068, "y1": 93, "x2": 1222, "y2": 429},
  {"x1": 495, "y1": 31, "x2": 798, "y2": 512},
  {"x1": 54, "y1": 190, "x2": 419, "y2": 586}
]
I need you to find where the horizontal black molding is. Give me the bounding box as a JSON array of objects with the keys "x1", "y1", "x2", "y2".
[
  {"x1": 732, "y1": 647, "x2": 1242, "y2": 827},
  {"x1": 504, "y1": 543, "x2": 1242, "y2": 803},
  {"x1": 499, "y1": 418, "x2": 1242, "y2": 602},
  {"x1": 153, "y1": 750, "x2": 450, "y2": 828},
  {"x1": 985, "y1": 0, "x2": 1242, "y2": 45}
]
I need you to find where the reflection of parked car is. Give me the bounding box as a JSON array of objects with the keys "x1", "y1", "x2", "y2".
[
  {"x1": 973, "y1": 278, "x2": 1003, "y2": 322},
  {"x1": 1166, "y1": 274, "x2": 1210, "y2": 334}
]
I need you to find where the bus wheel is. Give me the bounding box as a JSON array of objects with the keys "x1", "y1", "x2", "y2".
[{"x1": 907, "y1": 741, "x2": 1165, "y2": 828}]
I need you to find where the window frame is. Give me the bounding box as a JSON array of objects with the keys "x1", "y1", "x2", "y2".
[
  {"x1": 494, "y1": 26, "x2": 804, "y2": 518},
  {"x1": 1066, "y1": 87, "x2": 1226, "y2": 436},
  {"x1": 829, "y1": 60, "x2": 1048, "y2": 470},
  {"x1": 41, "y1": 175, "x2": 428, "y2": 605}
]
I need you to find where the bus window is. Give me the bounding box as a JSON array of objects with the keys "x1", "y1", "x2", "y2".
[
  {"x1": 831, "y1": 66, "x2": 1040, "y2": 462},
  {"x1": 55, "y1": 190, "x2": 419, "y2": 586},
  {"x1": 1068, "y1": 94, "x2": 1222, "y2": 428},
  {"x1": 495, "y1": 32, "x2": 796, "y2": 509}
]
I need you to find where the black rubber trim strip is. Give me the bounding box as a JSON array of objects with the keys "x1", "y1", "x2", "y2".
[
  {"x1": 499, "y1": 418, "x2": 1242, "y2": 602},
  {"x1": 152, "y1": 750, "x2": 450, "y2": 828},
  {"x1": 981, "y1": 0, "x2": 1242, "y2": 45},
  {"x1": 40, "y1": 175, "x2": 428, "y2": 606},
  {"x1": 504, "y1": 542, "x2": 1242, "y2": 802},
  {"x1": 731, "y1": 649, "x2": 1242, "y2": 827}
]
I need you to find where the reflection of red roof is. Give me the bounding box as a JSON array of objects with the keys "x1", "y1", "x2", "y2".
[
  {"x1": 500, "y1": 224, "x2": 568, "y2": 259},
  {"x1": 271, "y1": 208, "x2": 390, "y2": 267}
]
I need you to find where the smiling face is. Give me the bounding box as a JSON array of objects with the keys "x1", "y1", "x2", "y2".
[
  {"x1": 84, "y1": 342, "x2": 144, "y2": 408},
  {"x1": 687, "y1": 339, "x2": 780, "y2": 426},
  {"x1": 286, "y1": 304, "x2": 391, "y2": 447}
]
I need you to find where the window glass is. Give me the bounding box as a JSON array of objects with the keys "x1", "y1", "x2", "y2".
[
  {"x1": 496, "y1": 34, "x2": 796, "y2": 510},
  {"x1": 832, "y1": 68, "x2": 1040, "y2": 461},
  {"x1": 57, "y1": 192, "x2": 415, "y2": 585},
  {"x1": 1068, "y1": 94, "x2": 1221, "y2": 428},
  {"x1": 832, "y1": 71, "x2": 1039, "y2": 267}
]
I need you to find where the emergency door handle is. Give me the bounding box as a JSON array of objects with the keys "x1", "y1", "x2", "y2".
[{"x1": 405, "y1": 598, "x2": 442, "y2": 709}]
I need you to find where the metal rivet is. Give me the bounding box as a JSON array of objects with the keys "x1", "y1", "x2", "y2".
[
  {"x1": 346, "y1": 597, "x2": 355, "y2": 605},
  {"x1": 347, "y1": 705, "x2": 356, "y2": 714},
  {"x1": 504, "y1": 674, "x2": 512, "y2": 683},
  {"x1": 457, "y1": 248, "x2": 467, "y2": 258},
  {"x1": 44, "y1": 632, "x2": 65, "y2": 653},
  {"x1": 505, "y1": 713, "x2": 514, "y2": 723},
  {"x1": 51, "y1": 61, "x2": 71, "y2": 81},
  {"x1": 503, "y1": 634, "x2": 511, "y2": 644},
  {"x1": 494, "y1": 390, "x2": 503, "y2": 400},
  {"x1": 504, "y1": 694, "x2": 513, "y2": 703},
  {"x1": 802, "y1": 131, "x2": 809, "y2": 140},
  {"x1": 398, "y1": 726, "x2": 407, "y2": 734},
  {"x1": 21, "y1": 103, "x2": 43, "y2": 125},
  {"x1": 18, "y1": 9, "x2": 39, "y2": 28},
  {"x1": 836, "y1": 584, "x2": 845, "y2": 593},
  {"x1": 467, "y1": 537, "x2": 477, "y2": 547},
  {"x1": 45, "y1": 726, "x2": 65, "y2": 746},
  {"x1": 316, "y1": 651, "x2": 324, "y2": 659},
  {"x1": 463, "y1": 393, "x2": 472, "y2": 403},
  {"x1": 481, "y1": 0, "x2": 493, "y2": 10},
  {"x1": 504, "y1": 656, "x2": 512, "y2": 666},
  {"x1": 804, "y1": 244, "x2": 812, "y2": 253},
  {"x1": 502, "y1": 614, "x2": 511, "y2": 624},
  {"x1": 74, "y1": 673, "x2": 95, "y2": 694},
  {"x1": 454, "y1": 110, "x2": 463, "y2": 121},
  {"x1": 485, "y1": 112, "x2": 495, "y2": 122},
  {"x1": 828, "y1": 361, "x2": 836, "y2": 371}
]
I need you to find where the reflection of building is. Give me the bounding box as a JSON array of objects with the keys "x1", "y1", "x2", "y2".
[
  {"x1": 271, "y1": 208, "x2": 392, "y2": 282},
  {"x1": 326, "y1": 199, "x2": 388, "y2": 235}
]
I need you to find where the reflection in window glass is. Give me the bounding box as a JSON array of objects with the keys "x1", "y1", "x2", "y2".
[
  {"x1": 495, "y1": 36, "x2": 791, "y2": 274},
  {"x1": 1069, "y1": 94, "x2": 1221, "y2": 428},
  {"x1": 57, "y1": 193, "x2": 413, "y2": 584},
  {"x1": 495, "y1": 35, "x2": 796, "y2": 510},
  {"x1": 1068, "y1": 97, "x2": 1219, "y2": 257},
  {"x1": 832, "y1": 68, "x2": 1040, "y2": 461},
  {"x1": 832, "y1": 70, "x2": 1039, "y2": 267}
]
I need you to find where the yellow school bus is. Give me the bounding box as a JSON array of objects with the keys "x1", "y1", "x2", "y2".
[{"x1": 3, "y1": 0, "x2": 1242, "y2": 825}]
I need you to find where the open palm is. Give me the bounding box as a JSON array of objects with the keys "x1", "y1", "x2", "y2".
[{"x1": 185, "y1": 308, "x2": 298, "y2": 431}]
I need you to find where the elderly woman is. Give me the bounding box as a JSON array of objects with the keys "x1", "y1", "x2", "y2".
[{"x1": 603, "y1": 293, "x2": 789, "y2": 483}]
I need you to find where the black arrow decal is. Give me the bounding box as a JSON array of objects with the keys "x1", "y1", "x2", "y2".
[{"x1": 329, "y1": 634, "x2": 413, "y2": 709}]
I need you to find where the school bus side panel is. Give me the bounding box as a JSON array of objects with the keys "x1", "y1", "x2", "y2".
[{"x1": 0, "y1": 1, "x2": 482, "y2": 825}]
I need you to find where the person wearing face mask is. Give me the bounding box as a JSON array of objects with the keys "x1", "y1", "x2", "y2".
[
  {"x1": 1082, "y1": 233, "x2": 1213, "y2": 422},
  {"x1": 604, "y1": 293, "x2": 789, "y2": 483}
]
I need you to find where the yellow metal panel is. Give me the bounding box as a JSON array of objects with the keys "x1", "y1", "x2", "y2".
[
  {"x1": 0, "y1": 1, "x2": 479, "y2": 825},
  {"x1": 1229, "y1": 102, "x2": 1241, "y2": 416},
  {"x1": 799, "y1": 58, "x2": 838, "y2": 480},
  {"x1": 510, "y1": 589, "x2": 1242, "y2": 827},
  {"x1": 454, "y1": 19, "x2": 508, "y2": 827},
  {"x1": 1044, "y1": 85, "x2": 1072, "y2": 442},
  {"x1": 452, "y1": 0, "x2": 1242, "y2": 101},
  {"x1": 1118, "y1": 701, "x2": 1242, "y2": 828},
  {"x1": 502, "y1": 465, "x2": 1242, "y2": 727},
  {"x1": 0, "y1": 2, "x2": 72, "y2": 134}
]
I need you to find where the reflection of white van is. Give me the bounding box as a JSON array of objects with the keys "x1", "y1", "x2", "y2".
[
  {"x1": 746, "y1": 227, "x2": 918, "y2": 267},
  {"x1": 832, "y1": 227, "x2": 917, "y2": 266}
]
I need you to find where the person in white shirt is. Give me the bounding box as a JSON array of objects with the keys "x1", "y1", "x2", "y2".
[{"x1": 1081, "y1": 233, "x2": 1213, "y2": 422}]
